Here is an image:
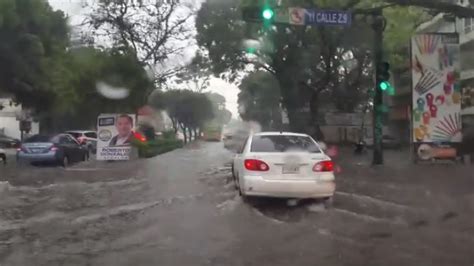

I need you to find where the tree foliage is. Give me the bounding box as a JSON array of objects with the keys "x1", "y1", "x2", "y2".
[
  {"x1": 175, "y1": 51, "x2": 213, "y2": 92},
  {"x1": 238, "y1": 71, "x2": 282, "y2": 130},
  {"x1": 149, "y1": 90, "x2": 215, "y2": 143},
  {"x1": 206, "y1": 92, "x2": 232, "y2": 125},
  {"x1": 86, "y1": 0, "x2": 195, "y2": 81},
  {"x1": 0, "y1": 0, "x2": 69, "y2": 113},
  {"x1": 47, "y1": 47, "x2": 154, "y2": 130}
]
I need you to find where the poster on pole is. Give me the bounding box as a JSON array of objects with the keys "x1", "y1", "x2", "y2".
[
  {"x1": 96, "y1": 113, "x2": 136, "y2": 161},
  {"x1": 411, "y1": 33, "x2": 461, "y2": 160}
]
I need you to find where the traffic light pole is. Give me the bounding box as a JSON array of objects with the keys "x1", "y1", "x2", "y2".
[{"x1": 371, "y1": 11, "x2": 385, "y2": 165}]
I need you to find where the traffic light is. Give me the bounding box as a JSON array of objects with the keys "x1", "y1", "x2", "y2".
[
  {"x1": 262, "y1": 7, "x2": 274, "y2": 20},
  {"x1": 377, "y1": 61, "x2": 394, "y2": 94},
  {"x1": 242, "y1": 6, "x2": 274, "y2": 22}
]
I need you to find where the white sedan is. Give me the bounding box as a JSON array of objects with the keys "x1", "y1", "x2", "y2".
[{"x1": 232, "y1": 132, "x2": 335, "y2": 205}]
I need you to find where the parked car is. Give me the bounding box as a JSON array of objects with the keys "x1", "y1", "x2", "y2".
[
  {"x1": 17, "y1": 134, "x2": 89, "y2": 167},
  {"x1": 0, "y1": 134, "x2": 21, "y2": 148},
  {"x1": 65, "y1": 130, "x2": 97, "y2": 154},
  {"x1": 232, "y1": 132, "x2": 335, "y2": 206},
  {"x1": 0, "y1": 148, "x2": 6, "y2": 165}
]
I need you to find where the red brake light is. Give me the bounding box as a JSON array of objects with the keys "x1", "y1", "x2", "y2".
[
  {"x1": 133, "y1": 132, "x2": 147, "y2": 142},
  {"x1": 50, "y1": 146, "x2": 58, "y2": 151},
  {"x1": 17, "y1": 146, "x2": 27, "y2": 152},
  {"x1": 313, "y1": 161, "x2": 334, "y2": 172},
  {"x1": 244, "y1": 159, "x2": 269, "y2": 171}
]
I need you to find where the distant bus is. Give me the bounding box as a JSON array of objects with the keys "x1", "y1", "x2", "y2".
[{"x1": 202, "y1": 124, "x2": 222, "y2": 141}]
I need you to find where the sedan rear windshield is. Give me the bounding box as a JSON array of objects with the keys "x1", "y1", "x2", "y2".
[
  {"x1": 251, "y1": 135, "x2": 321, "y2": 153},
  {"x1": 24, "y1": 135, "x2": 52, "y2": 143},
  {"x1": 67, "y1": 132, "x2": 82, "y2": 139}
]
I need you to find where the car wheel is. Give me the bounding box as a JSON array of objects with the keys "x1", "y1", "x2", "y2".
[
  {"x1": 323, "y1": 197, "x2": 333, "y2": 209},
  {"x1": 231, "y1": 164, "x2": 239, "y2": 189},
  {"x1": 61, "y1": 156, "x2": 69, "y2": 168}
]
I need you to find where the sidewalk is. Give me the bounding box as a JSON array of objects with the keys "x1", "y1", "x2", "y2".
[{"x1": 333, "y1": 146, "x2": 474, "y2": 217}]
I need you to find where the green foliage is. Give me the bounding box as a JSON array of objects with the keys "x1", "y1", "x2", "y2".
[
  {"x1": 149, "y1": 89, "x2": 215, "y2": 141},
  {"x1": 175, "y1": 51, "x2": 212, "y2": 92},
  {"x1": 0, "y1": 0, "x2": 69, "y2": 112},
  {"x1": 196, "y1": 0, "x2": 431, "y2": 133},
  {"x1": 45, "y1": 47, "x2": 153, "y2": 130},
  {"x1": 136, "y1": 138, "x2": 184, "y2": 158},
  {"x1": 206, "y1": 93, "x2": 232, "y2": 125},
  {"x1": 238, "y1": 71, "x2": 282, "y2": 130}
]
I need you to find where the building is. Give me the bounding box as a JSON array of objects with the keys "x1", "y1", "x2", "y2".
[
  {"x1": 0, "y1": 98, "x2": 39, "y2": 140},
  {"x1": 389, "y1": 0, "x2": 474, "y2": 146}
]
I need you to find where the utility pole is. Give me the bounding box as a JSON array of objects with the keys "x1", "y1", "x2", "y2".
[{"x1": 371, "y1": 10, "x2": 386, "y2": 165}]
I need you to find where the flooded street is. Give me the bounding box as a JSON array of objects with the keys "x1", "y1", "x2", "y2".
[{"x1": 0, "y1": 143, "x2": 473, "y2": 266}]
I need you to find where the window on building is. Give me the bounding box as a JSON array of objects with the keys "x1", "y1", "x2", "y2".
[{"x1": 464, "y1": 18, "x2": 474, "y2": 34}]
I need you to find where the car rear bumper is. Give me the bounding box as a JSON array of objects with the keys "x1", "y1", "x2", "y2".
[
  {"x1": 241, "y1": 175, "x2": 335, "y2": 198},
  {"x1": 17, "y1": 152, "x2": 59, "y2": 163}
]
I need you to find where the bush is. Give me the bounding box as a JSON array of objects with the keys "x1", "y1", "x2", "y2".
[
  {"x1": 136, "y1": 138, "x2": 184, "y2": 158},
  {"x1": 162, "y1": 130, "x2": 176, "y2": 140}
]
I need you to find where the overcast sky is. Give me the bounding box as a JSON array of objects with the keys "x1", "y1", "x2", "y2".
[{"x1": 48, "y1": 0, "x2": 239, "y2": 118}]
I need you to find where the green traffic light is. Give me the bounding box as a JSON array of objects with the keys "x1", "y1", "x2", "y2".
[
  {"x1": 379, "y1": 81, "x2": 390, "y2": 91},
  {"x1": 262, "y1": 8, "x2": 274, "y2": 20}
]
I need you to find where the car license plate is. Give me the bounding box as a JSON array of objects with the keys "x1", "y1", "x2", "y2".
[
  {"x1": 282, "y1": 165, "x2": 299, "y2": 174},
  {"x1": 31, "y1": 148, "x2": 42, "y2": 153}
]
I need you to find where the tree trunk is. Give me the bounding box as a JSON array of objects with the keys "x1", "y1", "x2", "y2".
[
  {"x1": 180, "y1": 124, "x2": 188, "y2": 144},
  {"x1": 309, "y1": 91, "x2": 325, "y2": 141},
  {"x1": 193, "y1": 128, "x2": 198, "y2": 140},
  {"x1": 171, "y1": 118, "x2": 178, "y2": 133}
]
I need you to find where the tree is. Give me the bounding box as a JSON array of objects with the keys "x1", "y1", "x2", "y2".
[
  {"x1": 149, "y1": 90, "x2": 214, "y2": 143},
  {"x1": 238, "y1": 71, "x2": 282, "y2": 130},
  {"x1": 206, "y1": 93, "x2": 233, "y2": 125},
  {"x1": 86, "y1": 0, "x2": 195, "y2": 82},
  {"x1": 175, "y1": 51, "x2": 213, "y2": 92},
  {"x1": 195, "y1": 0, "x2": 440, "y2": 138},
  {"x1": 43, "y1": 47, "x2": 154, "y2": 131},
  {"x1": 0, "y1": 0, "x2": 69, "y2": 113}
]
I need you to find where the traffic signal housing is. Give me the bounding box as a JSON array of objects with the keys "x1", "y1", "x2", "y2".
[
  {"x1": 242, "y1": 6, "x2": 274, "y2": 22},
  {"x1": 377, "y1": 62, "x2": 394, "y2": 95}
]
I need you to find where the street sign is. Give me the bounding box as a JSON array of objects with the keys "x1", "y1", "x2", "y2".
[{"x1": 286, "y1": 8, "x2": 351, "y2": 27}]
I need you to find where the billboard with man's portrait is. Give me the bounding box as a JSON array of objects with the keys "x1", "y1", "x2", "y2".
[{"x1": 97, "y1": 113, "x2": 137, "y2": 161}]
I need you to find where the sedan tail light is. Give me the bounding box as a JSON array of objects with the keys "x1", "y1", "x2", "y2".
[
  {"x1": 50, "y1": 146, "x2": 59, "y2": 151},
  {"x1": 313, "y1": 161, "x2": 334, "y2": 172},
  {"x1": 17, "y1": 146, "x2": 27, "y2": 152},
  {"x1": 244, "y1": 159, "x2": 269, "y2": 171}
]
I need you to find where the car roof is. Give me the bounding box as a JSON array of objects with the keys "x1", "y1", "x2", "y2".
[
  {"x1": 252, "y1": 131, "x2": 310, "y2": 137},
  {"x1": 66, "y1": 130, "x2": 95, "y2": 133}
]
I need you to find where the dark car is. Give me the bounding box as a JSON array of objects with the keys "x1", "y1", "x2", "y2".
[
  {"x1": 17, "y1": 134, "x2": 89, "y2": 167},
  {"x1": 65, "y1": 130, "x2": 97, "y2": 154},
  {"x1": 0, "y1": 134, "x2": 21, "y2": 148}
]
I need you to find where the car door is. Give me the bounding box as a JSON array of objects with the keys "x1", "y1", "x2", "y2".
[
  {"x1": 64, "y1": 135, "x2": 83, "y2": 162},
  {"x1": 55, "y1": 135, "x2": 71, "y2": 160}
]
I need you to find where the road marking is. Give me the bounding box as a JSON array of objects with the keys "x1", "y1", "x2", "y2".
[
  {"x1": 335, "y1": 191, "x2": 415, "y2": 211},
  {"x1": 64, "y1": 168, "x2": 108, "y2": 171},
  {"x1": 333, "y1": 208, "x2": 408, "y2": 225}
]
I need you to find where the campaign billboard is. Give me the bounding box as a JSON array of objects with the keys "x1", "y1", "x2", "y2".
[
  {"x1": 411, "y1": 33, "x2": 461, "y2": 160},
  {"x1": 97, "y1": 113, "x2": 137, "y2": 161}
]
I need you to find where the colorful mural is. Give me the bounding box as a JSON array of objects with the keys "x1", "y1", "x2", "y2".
[{"x1": 411, "y1": 33, "x2": 462, "y2": 144}]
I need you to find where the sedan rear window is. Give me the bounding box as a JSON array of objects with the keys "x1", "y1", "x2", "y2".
[
  {"x1": 67, "y1": 132, "x2": 82, "y2": 139},
  {"x1": 25, "y1": 135, "x2": 52, "y2": 143},
  {"x1": 251, "y1": 135, "x2": 321, "y2": 153}
]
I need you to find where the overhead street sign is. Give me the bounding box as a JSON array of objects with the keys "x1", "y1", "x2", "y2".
[{"x1": 279, "y1": 8, "x2": 352, "y2": 27}]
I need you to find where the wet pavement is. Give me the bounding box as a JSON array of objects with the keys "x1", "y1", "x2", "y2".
[{"x1": 0, "y1": 142, "x2": 473, "y2": 266}]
